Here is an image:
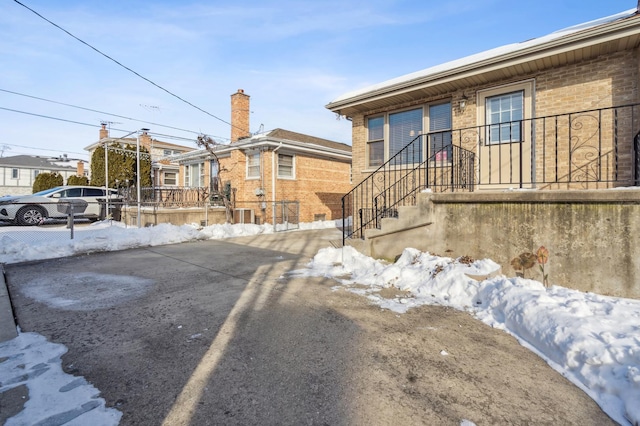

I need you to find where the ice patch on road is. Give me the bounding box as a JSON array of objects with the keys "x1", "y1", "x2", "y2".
[
  {"x1": 0, "y1": 332, "x2": 121, "y2": 425},
  {"x1": 20, "y1": 272, "x2": 154, "y2": 311}
]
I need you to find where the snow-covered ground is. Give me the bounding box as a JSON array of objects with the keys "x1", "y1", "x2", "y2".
[
  {"x1": 0, "y1": 219, "x2": 338, "y2": 264},
  {"x1": 1, "y1": 219, "x2": 639, "y2": 425}
]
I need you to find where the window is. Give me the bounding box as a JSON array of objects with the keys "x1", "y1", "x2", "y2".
[
  {"x1": 164, "y1": 172, "x2": 177, "y2": 186},
  {"x1": 247, "y1": 152, "x2": 260, "y2": 179},
  {"x1": 486, "y1": 91, "x2": 523, "y2": 144},
  {"x1": 428, "y1": 103, "x2": 452, "y2": 162},
  {"x1": 389, "y1": 108, "x2": 422, "y2": 164},
  {"x1": 84, "y1": 188, "x2": 105, "y2": 196},
  {"x1": 366, "y1": 104, "x2": 452, "y2": 168},
  {"x1": 367, "y1": 116, "x2": 384, "y2": 168},
  {"x1": 62, "y1": 188, "x2": 82, "y2": 197},
  {"x1": 278, "y1": 154, "x2": 294, "y2": 178},
  {"x1": 184, "y1": 163, "x2": 205, "y2": 187},
  {"x1": 11, "y1": 168, "x2": 18, "y2": 179},
  {"x1": 33, "y1": 170, "x2": 40, "y2": 178}
]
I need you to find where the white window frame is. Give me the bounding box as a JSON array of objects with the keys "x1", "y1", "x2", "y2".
[
  {"x1": 366, "y1": 115, "x2": 385, "y2": 169},
  {"x1": 485, "y1": 91, "x2": 524, "y2": 145},
  {"x1": 277, "y1": 153, "x2": 295, "y2": 179},
  {"x1": 11, "y1": 168, "x2": 18, "y2": 179},
  {"x1": 246, "y1": 151, "x2": 260, "y2": 179},
  {"x1": 184, "y1": 162, "x2": 205, "y2": 187},
  {"x1": 477, "y1": 80, "x2": 533, "y2": 146},
  {"x1": 164, "y1": 171, "x2": 177, "y2": 186},
  {"x1": 33, "y1": 169, "x2": 40, "y2": 178}
]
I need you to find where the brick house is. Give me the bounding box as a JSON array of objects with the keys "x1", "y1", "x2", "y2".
[
  {"x1": 84, "y1": 125, "x2": 195, "y2": 187},
  {"x1": 175, "y1": 89, "x2": 352, "y2": 225},
  {"x1": 326, "y1": 7, "x2": 640, "y2": 239},
  {"x1": 0, "y1": 155, "x2": 86, "y2": 196}
]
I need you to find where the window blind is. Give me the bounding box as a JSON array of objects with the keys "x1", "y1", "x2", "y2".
[{"x1": 389, "y1": 108, "x2": 422, "y2": 162}]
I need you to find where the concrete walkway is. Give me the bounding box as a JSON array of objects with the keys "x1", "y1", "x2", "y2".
[{"x1": 1, "y1": 229, "x2": 616, "y2": 425}]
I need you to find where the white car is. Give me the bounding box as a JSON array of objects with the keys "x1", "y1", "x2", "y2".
[{"x1": 0, "y1": 186, "x2": 120, "y2": 226}]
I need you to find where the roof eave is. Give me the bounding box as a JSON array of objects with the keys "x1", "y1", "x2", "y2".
[
  {"x1": 238, "y1": 138, "x2": 352, "y2": 159},
  {"x1": 327, "y1": 14, "x2": 640, "y2": 115}
]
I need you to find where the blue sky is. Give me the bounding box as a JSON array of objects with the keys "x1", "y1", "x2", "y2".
[{"x1": 0, "y1": 0, "x2": 633, "y2": 162}]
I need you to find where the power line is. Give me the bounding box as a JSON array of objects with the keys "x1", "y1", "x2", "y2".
[
  {"x1": 0, "y1": 88, "x2": 231, "y2": 142},
  {"x1": 0, "y1": 106, "x2": 213, "y2": 150},
  {"x1": 0, "y1": 142, "x2": 89, "y2": 158},
  {"x1": 12, "y1": 0, "x2": 241, "y2": 132},
  {"x1": 1, "y1": 88, "x2": 192, "y2": 135},
  {"x1": 0, "y1": 106, "x2": 109, "y2": 130}
]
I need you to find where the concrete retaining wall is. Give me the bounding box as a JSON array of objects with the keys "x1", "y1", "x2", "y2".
[{"x1": 359, "y1": 189, "x2": 640, "y2": 299}]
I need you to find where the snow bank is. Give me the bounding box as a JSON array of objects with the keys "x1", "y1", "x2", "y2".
[{"x1": 293, "y1": 246, "x2": 640, "y2": 425}]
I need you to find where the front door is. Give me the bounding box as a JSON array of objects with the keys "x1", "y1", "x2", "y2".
[{"x1": 477, "y1": 82, "x2": 534, "y2": 189}]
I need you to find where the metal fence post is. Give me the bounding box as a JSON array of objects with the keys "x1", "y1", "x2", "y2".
[{"x1": 66, "y1": 203, "x2": 74, "y2": 240}]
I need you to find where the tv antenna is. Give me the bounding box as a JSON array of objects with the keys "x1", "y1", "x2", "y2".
[
  {"x1": 101, "y1": 120, "x2": 122, "y2": 127},
  {"x1": 140, "y1": 104, "x2": 160, "y2": 113}
]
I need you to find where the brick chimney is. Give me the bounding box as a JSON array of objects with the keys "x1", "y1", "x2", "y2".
[
  {"x1": 77, "y1": 161, "x2": 85, "y2": 176},
  {"x1": 231, "y1": 89, "x2": 251, "y2": 142},
  {"x1": 139, "y1": 129, "x2": 152, "y2": 150},
  {"x1": 99, "y1": 122, "x2": 109, "y2": 139}
]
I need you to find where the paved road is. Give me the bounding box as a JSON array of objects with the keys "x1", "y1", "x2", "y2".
[{"x1": 3, "y1": 229, "x2": 616, "y2": 425}]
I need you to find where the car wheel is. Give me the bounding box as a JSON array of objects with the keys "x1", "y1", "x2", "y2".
[{"x1": 16, "y1": 205, "x2": 46, "y2": 226}]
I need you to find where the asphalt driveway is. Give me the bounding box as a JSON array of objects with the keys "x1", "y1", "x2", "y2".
[{"x1": 3, "y1": 229, "x2": 616, "y2": 425}]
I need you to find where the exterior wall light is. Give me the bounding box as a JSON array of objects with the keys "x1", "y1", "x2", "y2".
[{"x1": 460, "y1": 94, "x2": 468, "y2": 113}]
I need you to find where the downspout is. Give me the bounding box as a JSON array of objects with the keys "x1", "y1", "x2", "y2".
[{"x1": 272, "y1": 142, "x2": 283, "y2": 227}]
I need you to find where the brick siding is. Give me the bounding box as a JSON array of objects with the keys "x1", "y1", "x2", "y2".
[{"x1": 349, "y1": 49, "x2": 640, "y2": 189}]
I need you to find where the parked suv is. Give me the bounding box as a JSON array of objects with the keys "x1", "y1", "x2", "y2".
[{"x1": 0, "y1": 186, "x2": 120, "y2": 225}]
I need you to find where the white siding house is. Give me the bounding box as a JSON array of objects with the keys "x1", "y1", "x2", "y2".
[{"x1": 0, "y1": 155, "x2": 83, "y2": 196}]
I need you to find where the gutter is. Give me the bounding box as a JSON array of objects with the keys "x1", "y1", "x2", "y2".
[
  {"x1": 240, "y1": 139, "x2": 352, "y2": 160},
  {"x1": 272, "y1": 142, "x2": 283, "y2": 227},
  {"x1": 174, "y1": 139, "x2": 351, "y2": 163}
]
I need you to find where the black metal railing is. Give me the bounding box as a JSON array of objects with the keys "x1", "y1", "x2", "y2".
[
  {"x1": 342, "y1": 133, "x2": 475, "y2": 241},
  {"x1": 342, "y1": 103, "x2": 640, "y2": 242},
  {"x1": 121, "y1": 187, "x2": 210, "y2": 206}
]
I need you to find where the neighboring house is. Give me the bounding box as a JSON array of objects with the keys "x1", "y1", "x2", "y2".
[
  {"x1": 174, "y1": 89, "x2": 352, "y2": 225},
  {"x1": 84, "y1": 124, "x2": 195, "y2": 187},
  {"x1": 326, "y1": 7, "x2": 640, "y2": 239},
  {"x1": 0, "y1": 154, "x2": 85, "y2": 196}
]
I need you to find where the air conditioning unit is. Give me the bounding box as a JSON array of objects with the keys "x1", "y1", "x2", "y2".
[{"x1": 233, "y1": 208, "x2": 254, "y2": 224}]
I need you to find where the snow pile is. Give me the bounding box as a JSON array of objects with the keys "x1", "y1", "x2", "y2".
[
  {"x1": 292, "y1": 246, "x2": 640, "y2": 426},
  {"x1": 0, "y1": 332, "x2": 121, "y2": 425},
  {"x1": 0, "y1": 219, "x2": 339, "y2": 264}
]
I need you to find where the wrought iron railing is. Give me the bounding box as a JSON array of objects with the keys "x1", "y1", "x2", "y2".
[
  {"x1": 342, "y1": 103, "x2": 640, "y2": 242},
  {"x1": 342, "y1": 134, "x2": 475, "y2": 241},
  {"x1": 121, "y1": 187, "x2": 210, "y2": 206}
]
